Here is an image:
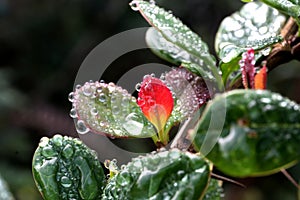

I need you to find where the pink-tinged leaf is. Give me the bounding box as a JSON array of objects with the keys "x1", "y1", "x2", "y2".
[
  {"x1": 137, "y1": 76, "x2": 174, "y2": 133},
  {"x1": 239, "y1": 48, "x2": 255, "y2": 89},
  {"x1": 254, "y1": 65, "x2": 267, "y2": 90},
  {"x1": 164, "y1": 68, "x2": 210, "y2": 119}
]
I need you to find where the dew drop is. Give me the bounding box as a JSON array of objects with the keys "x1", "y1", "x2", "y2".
[
  {"x1": 99, "y1": 93, "x2": 107, "y2": 103},
  {"x1": 62, "y1": 144, "x2": 74, "y2": 159},
  {"x1": 75, "y1": 84, "x2": 81, "y2": 90},
  {"x1": 60, "y1": 176, "x2": 72, "y2": 188},
  {"x1": 279, "y1": 101, "x2": 288, "y2": 108},
  {"x1": 129, "y1": 1, "x2": 140, "y2": 11},
  {"x1": 83, "y1": 85, "x2": 92, "y2": 96},
  {"x1": 123, "y1": 113, "x2": 144, "y2": 136},
  {"x1": 260, "y1": 97, "x2": 271, "y2": 104},
  {"x1": 90, "y1": 107, "x2": 98, "y2": 116},
  {"x1": 68, "y1": 92, "x2": 75, "y2": 102},
  {"x1": 39, "y1": 137, "x2": 49, "y2": 147},
  {"x1": 69, "y1": 108, "x2": 78, "y2": 118},
  {"x1": 52, "y1": 134, "x2": 63, "y2": 146},
  {"x1": 76, "y1": 120, "x2": 90, "y2": 134},
  {"x1": 42, "y1": 146, "x2": 57, "y2": 158},
  {"x1": 135, "y1": 83, "x2": 141, "y2": 92}
]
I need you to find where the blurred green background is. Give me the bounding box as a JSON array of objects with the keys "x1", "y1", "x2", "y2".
[{"x1": 0, "y1": 0, "x2": 299, "y2": 199}]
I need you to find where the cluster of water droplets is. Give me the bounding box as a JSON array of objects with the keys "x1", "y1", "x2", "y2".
[
  {"x1": 33, "y1": 135, "x2": 105, "y2": 200},
  {"x1": 163, "y1": 68, "x2": 210, "y2": 120},
  {"x1": 69, "y1": 80, "x2": 156, "y2": 138},
  {"x1": 102, "y1": 148, "x2": 210, "y2": 199},
  {"x1": 133, "y1": 0, "x2": 215, "y2": 67},
  {"x1": 215, "y1": 1, "x2": 285, "y2": 59}
]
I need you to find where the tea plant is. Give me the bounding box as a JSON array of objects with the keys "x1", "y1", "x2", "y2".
[{"x1": 32, "y1": 0, "x2": 300, "y2": 199}]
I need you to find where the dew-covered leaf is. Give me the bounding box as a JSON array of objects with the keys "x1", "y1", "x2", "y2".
[
  {"x1": 132, "y1": 1, "x2": 222, "y2": 89},
  {"x1": 145, "y1": 27, "x2": 184, "y2": 65},
  {"x1": 163, "y1": 68, "x2": 210, "y2": 123},
  {"x1": 202, "y1": 178, "x2": 224, "y2": 200},
  {"x1": 102, "y1": 149, "x2": 211, "y2": 200},
  {"x1": 260, "y1": 0, "x2": 300, "y2": 21},
  {"x1": 193, "y1": 90, "x2": 300, "y2": 177},
  {"x1": 215, "y1": 1, "x2": 285, "y2": 84},
  {"x1": 69, "y1": 81, "x2": 156, "y2": 138},
  {"x1": 32, "y1": 135, "x2": 106, "y2": 200}
]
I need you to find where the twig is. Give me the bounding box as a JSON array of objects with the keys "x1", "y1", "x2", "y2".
[{"x1": 280, "y1": 168, "x2": 300, "y2": 189}]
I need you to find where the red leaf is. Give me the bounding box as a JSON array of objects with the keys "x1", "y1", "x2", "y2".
[
  {"x1": 254, "y1": 65, "x2": 267, "y2": 90},
  {"x1": 137, "y1": 76, "x2": 173, "y2": 132}
]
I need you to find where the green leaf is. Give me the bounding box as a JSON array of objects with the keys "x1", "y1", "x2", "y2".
[
  {"x1": 102, "y1": 149, "x2": 211, "y2": 200},
  {"x1": 32, "y1": 135, "x2": 106, "y2": 200},
  {"x1": 193, "y1": 90, "x2": 300, "y2": 177},
  {"x1": 145, "y1": 27, "x2": 182, "y2": 65},
  {"x1": 202, "y1": 178, "x2": 224, "y2": 200},
  {"x1": 70, "y1": 81, "x2": 156, "y2": 138},
  {"x1": 260, "y1": 0, "x2": 300, "y2": 21},
  {"x1": 133, "y1": 1, "x2": 223, "y2": 90},
  {"x1": 215, "y1": 1, "x2": 286, "y2": 84}
]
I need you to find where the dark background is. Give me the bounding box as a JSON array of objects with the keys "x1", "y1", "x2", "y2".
[{"x1": 0, "y1": 0, "x2": 299, "y2": 199}]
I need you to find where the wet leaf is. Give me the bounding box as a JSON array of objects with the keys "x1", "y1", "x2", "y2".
[
  {"x1": 215, "y1": 1, "x2": 285, "y2": 84},
  {"x1": 133, "y1": 1, "x2": 222, "y2": 89},
  {"x1": 202, "y1": 178, "x2": 224, "y2": 200},
  {"x1": 163, "y1": 68, "x2": 210, "y2": 120},
  {"x1": 102, "y1": 149, "x2": 211, "y2": 200},
  {"x1": 32, "y1": 135, "x2": 106, "y2": 200},
  {"x1": 193, "y1": 90, "x2": 300, "y2": 177},
  {"x1": 70, "y1": 81, "x2": 156, "y2": 138},
  {"x1": 260, "y1": 0, "x2": 300, "y2": 21}
]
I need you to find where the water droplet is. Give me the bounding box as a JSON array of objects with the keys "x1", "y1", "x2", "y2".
[
  {"x1": 76, "y1": 120, "x2": 90, "y2": 134},
  {"x1": 279, "y1": 101, "x2": 288, "y2": 108},
  {"x1": 135, "y1": 83, "x2": 141, "y2": 92},
  {"x1": 60, "y1": 176, "x2": 72, "y2": 188},
  {"x1": 123, "y1": 113, "x2": 144, "y2": 136},
  {"x1": 116, "y1": 172, "x2": 131, "y2": 186},
  {"x1": 69, "y1": 108, "x2": 78, "y2": 118},
  {"x1": 129, "y1": 0, "x2": 140, "y2": 11},
  {"x1": 68, "y1": 92, "x2": 75, "y2": 102},
  {"x1": 99, "y1": 93, "x2": 107, "y2": 103},
  {"x1": 83, "y1": 85, "x2": 93, "y2": 96},
  {"x1": 75, "y1": 84, "x2": 81, "y2": 90},
  {"x1": 42, "y1": 146, "x2": 57, "y2": 158},
  {"x1": 62, "y1": 144, "x2": 74, "y2": 159},
  {"x1": 260, "y1": 97, "x2": 271, "y2": 104},
  {"x1": 39, "y1": 137, "x2": 49, "y2": 147},
  {"x1": 90, "y1": 107, "x2": 98, "y2": 116},
  {"x1": 52, "y1": 134, "x2": 63, "y2": 146}
]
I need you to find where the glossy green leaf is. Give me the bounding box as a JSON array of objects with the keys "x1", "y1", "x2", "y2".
[
  {"x1": 215, "y1": 1, "x2": 285, "y2": 83},
  {"x1": 70, "y1": 81, "x2": 156, "y2": 138},
  {"x1": 102, "y1": 149, "x2": 211, "y2": 200},
  {"x1": 32, "y1": 135, "x2": 106, "y2": 200},
  {"x1": 132, "y1": 1, "x2": 223, "y2": 90},
  {"x1": 193, "y1": 90, "x2": 300, "y2": 177},
  {"x1": 145, "y1": 27, "x2": 183, "y2": 65},
  {"x1": 202, "y1": 178, "x2": 224, "y2": 200},
  {"x1": 260, "y1": 0, "x2": 300, "y2": 22}
]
